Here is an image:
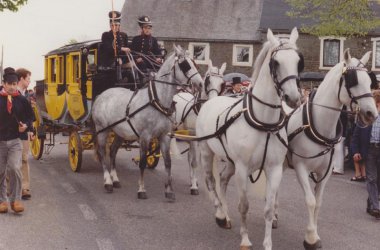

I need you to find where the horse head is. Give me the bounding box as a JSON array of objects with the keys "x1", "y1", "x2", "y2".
[
  {"x1": 172, "y1": 44, "x2": 204, "y2": 91},
  {"x1": 266, "y1": 27, "x2": 302, "y2": 108},
  {"x1": 338, "y1": 49, "x2": 378, "y2": 125},
  {"x1": 202, "y1": 60, "x2": 226, "y2": 98}
]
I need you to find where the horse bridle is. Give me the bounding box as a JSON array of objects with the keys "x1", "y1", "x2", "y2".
[
  {"x1": 338, "y1": 64, "x2": 373, "y2": 110},
  {"x1": 269, "y1": 44, "x2": 304, "y2": 97},
  {"x1": 204, "y1": 72, "x2": 224, "y2": 96},
  {"x1": 174, "y1": 57, "x2": 201, "y2": 86}
]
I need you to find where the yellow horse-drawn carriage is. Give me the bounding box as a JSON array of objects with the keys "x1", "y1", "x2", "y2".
[{"x1": 30, "y1": 40, "x2": 160, "y2": 171}]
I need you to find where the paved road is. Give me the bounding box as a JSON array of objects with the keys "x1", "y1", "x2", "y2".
[{"x1": 0, "y1": 136, "x2": 379, "y2": 250}]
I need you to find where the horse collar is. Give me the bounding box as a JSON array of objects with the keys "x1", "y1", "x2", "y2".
[
  {"x1": 243, "y1": 92, "x2": 287, "y2": 132},
  {"x1": 302, "y1": 91, "x2": 342, "y2": 146},
  {"x1": 148, "y1": 80, "x2": 174, "y2": 116}
]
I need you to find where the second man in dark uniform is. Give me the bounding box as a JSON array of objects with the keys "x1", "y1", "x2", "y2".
[{"x1": 131, "y1": 16, "x2": 162, "y2": 73}]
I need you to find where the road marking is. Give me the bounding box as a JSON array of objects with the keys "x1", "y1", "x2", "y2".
[
  {"x1": 60, "y1": 182, "x2": 77, "y2": 194},
  {"x1": 78, "y1": 204, "x2": 97, "y2": 220},
  {"x1": 96, "y1": 238, "x2": 115, "y2": 250}
]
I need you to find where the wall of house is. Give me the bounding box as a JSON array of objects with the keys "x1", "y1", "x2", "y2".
[
  {"x1": 296, "y1": 34, "x2": 377, "y2": 73},
  {"x1": 158, "y1": 34, "x2": 378, "y2": 81},
  {"x1": 161, "y1": 40, "x2": 260, "y2": 77}
]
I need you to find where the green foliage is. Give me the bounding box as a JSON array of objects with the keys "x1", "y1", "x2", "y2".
[
  {"x1": 286, "y1": 0, "x2": 380, "y2": 37},
  {"x1": 0, "y1": 0, "x2": 27, "y2": 12}
]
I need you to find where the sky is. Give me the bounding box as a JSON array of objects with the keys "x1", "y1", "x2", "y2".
[{"x1": 0, "y1": 0, "x2": 125, "y2": 88}]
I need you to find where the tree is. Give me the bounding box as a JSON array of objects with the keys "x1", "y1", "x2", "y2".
[
  {"x1": 286, "y1": 0, "x2": 380, "y2": 37},
  {"x1": 0, "y1": 0, "x2": 28, "y2": 12}
]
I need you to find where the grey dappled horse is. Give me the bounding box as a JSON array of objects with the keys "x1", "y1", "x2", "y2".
[{"x1": 92, "y1": 45, "x2": 203, "y2": 200}]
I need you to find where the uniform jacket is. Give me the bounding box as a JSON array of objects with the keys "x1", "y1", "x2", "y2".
[
  {"x1": 100, "y1": 30, "x2": 129, "y2": 67},
  {"x1": 131, "y1": 34, "x2": 161, "y2": 60},
  {"x1": 350, "y1": 124, "x2": 372, "y2": 160},
  {"x1": 0, "y1": 88, "x2": 35, "y2": 141}
]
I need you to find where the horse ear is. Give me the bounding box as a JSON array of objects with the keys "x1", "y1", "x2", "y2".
[
  {"x1": 267, "y1": 29, "x2": 278, "y2": 45},
  {"x1": 173, "y1": 44, "x2": 181, "y2": 56},
  {"x1": 220, "y1": 62, "x2": 227, "y2": 74},
  {"x1": 343, "y1": 48, "x2": 351, "y2": 63},
  {"x1": 359, "y1": 51, "x2": 371, "y2": 66},
  {"x1": 289, "y1": 27, "x2": 299, "y2": 44}
]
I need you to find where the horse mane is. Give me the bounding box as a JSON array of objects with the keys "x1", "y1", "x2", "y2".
[
  {"x1": 251, "y1": 37, "x2": 298, "y2": 84},
  {"x1": 251, "y1": 41, "x2": 271, "y2": 83}
]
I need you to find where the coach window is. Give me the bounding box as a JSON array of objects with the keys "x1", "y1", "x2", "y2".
[
  {"x1": 371, "y1": 38, "x2": 380, "y2": 71},
  {"x1": 319, "y1": 37, "x2": 345, "y2": 70},
  {"x1": 49, "y1": 57, "x2": 57, "y2": 83}
]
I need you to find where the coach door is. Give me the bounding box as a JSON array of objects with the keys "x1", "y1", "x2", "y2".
[
  {"x1": 66, "y1": 52, "x2": 86, "y2": 121},
  {"x1": 44, "y1": 55, "x2": 66, "y2": 120}
]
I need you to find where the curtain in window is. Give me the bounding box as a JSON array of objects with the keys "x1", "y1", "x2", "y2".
[{"x1": 323, "y1": 39, "x2": 340, "y2": 67}]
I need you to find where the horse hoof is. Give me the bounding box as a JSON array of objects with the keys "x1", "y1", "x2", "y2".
[
  {"x1": 113, "y1": 181, "x2": 121, "y2": 188},
  {"x1": 137, "y1": 192, "x2": 147, "y2": 199},
  {"x1": 240, "y1": 245, "x2": 252, "y2": 250},
  {"x1": 215, "y1": 217, "x2": 232, "y2": 229},
  {"x1": 303, "y1": 239, "x2": 322, "y2": 250},
  {"x1": 190, "y1": 189, "x2": 199, "y2": 195},
  {"x1": 104, "y1": 184, "x2": 113, "y2": 193},
  {"x1": 165, "y1": 192, "x2": 176, "y2": 201},
  {"x1": 272, "y1": 219, "x2": 278, "y2": 229}
]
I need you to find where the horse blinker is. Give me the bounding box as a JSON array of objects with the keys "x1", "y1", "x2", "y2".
[{"x1": 179, "y1": 59, "x2": 192, "y2": 74}]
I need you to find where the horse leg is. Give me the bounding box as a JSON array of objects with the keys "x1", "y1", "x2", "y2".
[
  {"x1": 188, "y1": 141, "x2": 199, "y2": 195},
  {"x1": 160, "y1": 135, "x2": 175, "y2": 201},
  {"x1": 311, "y1": 174, "x2": 330, "y2": 249},
  {"x1": 218, "y1": 161, "x2": 235, "y2": 228},
  {"x1": 109, "y1": 135, "x2": 123, "y2": 188},
  {"x1": 263, "y1": 165, "x2": 283, "y2": 250},
  {"x1": 95, "y1": 132, "x2": 113, "y2": 193},
  {"x1": 272, "y1": 192, "x2": 279, "y2": 229},
  {"x1": 235, "y1": 163, "x2": 252, "y2": 249},
  {"x1": 294, "y1": 166, "x2": 319, "y2": 249},
  {"x1": 137, "y1": 139, "x2": 149, "y2": 199},
  {"x1": 273, "y1": 164, "x2": 287, "y2": 229},
  {"x1": 199, "y1": 141, "x2": 228, "y2": 228}
]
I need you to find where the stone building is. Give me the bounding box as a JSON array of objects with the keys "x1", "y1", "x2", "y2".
[{"x1": 121, "y1": 0, "x2": 380, "y2": 77}]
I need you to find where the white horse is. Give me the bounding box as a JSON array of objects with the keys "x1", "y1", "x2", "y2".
[
  {"x1": 173, "y1": 60, "x2": 226, "y2": 195},
  {"x1": 280, "y1": 49, "x2": 377, "y2": 249},
  {"x1": 196, "y1": 28, "x2": 302, "y2": 250},
  {"x1": 92, "y1": 45, "x2": 203, "y2": 200}
]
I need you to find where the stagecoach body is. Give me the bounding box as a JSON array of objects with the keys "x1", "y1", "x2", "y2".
[{"x1": 30, "y1": 40, "x2": 160, "y2": 172}]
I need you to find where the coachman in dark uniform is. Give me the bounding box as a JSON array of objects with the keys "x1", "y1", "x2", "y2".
[
  {"x1": 94, "y1": 11, "x2": 131, "y2": 97},
  {"x1": 131, "y1": 16, "x2": 162, "y2": 73},
  {"x1": 99, "y1": 11, "x2": 129, "y2": 68}
]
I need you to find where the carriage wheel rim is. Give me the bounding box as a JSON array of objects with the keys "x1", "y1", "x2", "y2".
[{"x1": 69, "y1": 133, "x2": 81, "y2": 171}]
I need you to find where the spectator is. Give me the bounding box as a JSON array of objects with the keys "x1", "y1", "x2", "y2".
[
  {"x1": 350, "y1": 90, "x2": 380, "y2": 219},
  {"x1": 16, "y1": 68, "x2": 35, "y2": 200},
  {"x1": 0, "y1": 67, "x2": 34, "y2": 214}
]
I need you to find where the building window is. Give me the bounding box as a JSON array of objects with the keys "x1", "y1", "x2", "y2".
[
  {"x1": 188, "y1": 42, "x2": 210, "y2": 65},
  {"x1": 371, "y1": 38, "x2": 380, "y2": 71},
  {"x1": 319, "y1": 37, "x2": 345, "y2": 69},
  {"x1": 232, "y1": 44, "x2": 253, "y2": 67}
]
